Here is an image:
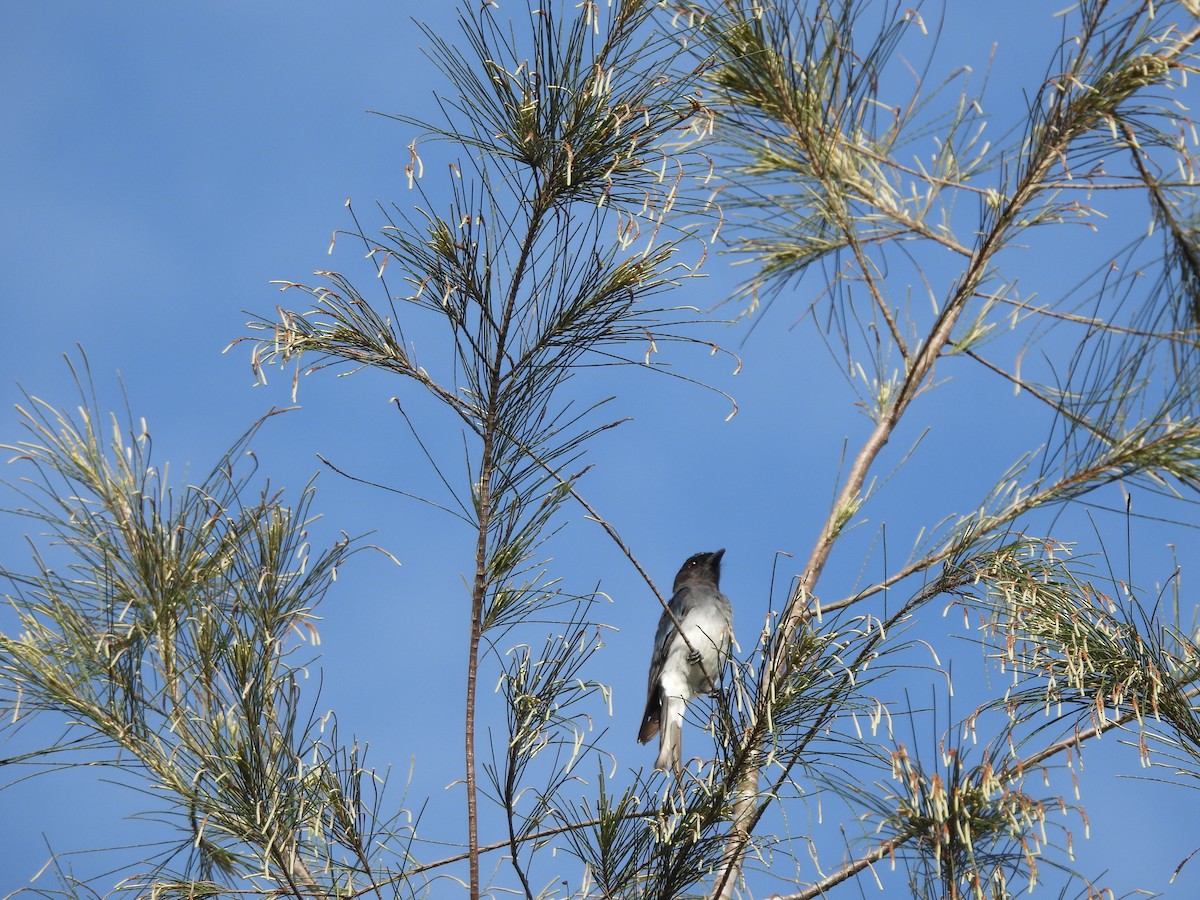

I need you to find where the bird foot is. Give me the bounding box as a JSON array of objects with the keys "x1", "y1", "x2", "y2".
[{"x1": 687, "y1": 649, "x2": 702, "y2": 666}]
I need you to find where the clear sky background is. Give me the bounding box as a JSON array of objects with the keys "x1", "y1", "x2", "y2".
[{"x1": 3, "y1": 2, "x2": 1200, "y2": 898}]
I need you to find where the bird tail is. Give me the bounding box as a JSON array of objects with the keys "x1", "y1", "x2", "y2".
[{"x1": 654, "y1": 695, "x2": 686, "y2": 775}]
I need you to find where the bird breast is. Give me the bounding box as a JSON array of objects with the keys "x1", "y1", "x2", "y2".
[{"x1": 664, "y1": 601, "x2": 731, "y2": 699}]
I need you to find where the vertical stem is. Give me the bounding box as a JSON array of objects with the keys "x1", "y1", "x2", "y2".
[
  {"x1": 466, "y1": 434, "x2": 492, "y2": 900},
  {"x1": 464, "y1": 194, "x2": 547, "y2": 899}
]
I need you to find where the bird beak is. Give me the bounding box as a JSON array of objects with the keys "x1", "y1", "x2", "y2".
[{"x1": 711, "y1": 548, "x2": 726, "y2": 564}]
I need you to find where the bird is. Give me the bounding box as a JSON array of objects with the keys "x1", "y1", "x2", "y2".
[{"x1": 637, "y1": 549, "x2": 734, "y2": 774}]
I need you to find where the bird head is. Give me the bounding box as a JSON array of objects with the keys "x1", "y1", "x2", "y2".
[{"x1": 673, "y1": 548, "x2": 725, "y2": 591}]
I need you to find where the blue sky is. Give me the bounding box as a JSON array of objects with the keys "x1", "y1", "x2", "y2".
[{"x1": 3, "y1": 2, "x2": 1200, "y2": 897}]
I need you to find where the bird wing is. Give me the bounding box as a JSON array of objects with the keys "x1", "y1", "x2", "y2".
[{"x1": 637, "y1": 587, "x2": 690, "y2": 743}]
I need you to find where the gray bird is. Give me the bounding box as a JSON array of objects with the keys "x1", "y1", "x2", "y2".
[{"x1": 637, "y1": 549, "x2": 734, "y2": 774}]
